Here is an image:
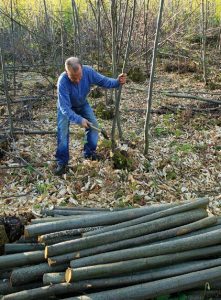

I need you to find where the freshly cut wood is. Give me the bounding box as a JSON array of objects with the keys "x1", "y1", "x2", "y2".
[
  {"x1": 43, "y1": 272, "x2": 65, "y2": 285},
  {"x1": 63, "y1": 266, "x2": 221, "y2": 299},
  {"x1": 83, "y1": 198, "x2": 209, "y2": 237},
  {"x1": 24, "y1": 203, "x2": 177, "y2": 237},
  {"x1": 45, "y1": 209, "x2": 207, "y2": 258},
  {"x1": 4, "y1": 243, "x2": 44, "y2": 254},
  {"x1": 38, "y1": 227, "x2": 102, "y2": 244},
  {"x1": 3, "y1": 258, "x2": 221, "y2": 299},
  {"x1": 0, "y1": 281, "x2": 42, "y2": 296},
  {"x1": 0, "y1": 250, "x2": 45, "y2": 270},
  {"x1": 70, "y1": 227, "x2": 221, "y2": 268},
  {"x1": 10, "y1": 263, "x2": 68, "y2": 286},
  {"x1": 48, "y1": 252, "x2": 80, "y2": 266},
  {"x1": 47, "y1": 215, "x2": 215, "y2": 266}
]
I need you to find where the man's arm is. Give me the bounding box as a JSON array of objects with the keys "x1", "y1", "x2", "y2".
[
  {"x1": 57, "y1": 82, "x2": 83, "y2": 125},
  {"x1": 90, "y1": 68, "x2": 121, "y2": 89}
]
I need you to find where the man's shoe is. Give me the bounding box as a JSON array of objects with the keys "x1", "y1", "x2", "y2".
[
  {"x1": 84, "y1": 152, "x2": 102, "y2": 161},
  {"x1": 54, "y1": 164, "x2": 68, "y2": 176}
]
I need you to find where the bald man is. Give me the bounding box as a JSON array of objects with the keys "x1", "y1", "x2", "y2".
[{"x1": 55, "y1": 57, "x2": 126, "y2": 175}]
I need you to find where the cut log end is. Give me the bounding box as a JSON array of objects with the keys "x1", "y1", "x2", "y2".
[
  {"x1": 48, "y1": 258, "x2": 56, "y2": 266},
  {"x1": 65, "y1": 268, "x2": 72, "y2": 283},
  {"x1": 45, "y1": 247, "x2": 48, "y2": 259},
  {"x1": 24, "y1": 229, "x2": 30, "y2": 238},
  {"x1": 38, "y1": 236, "x2": 43, "y2": 243}
]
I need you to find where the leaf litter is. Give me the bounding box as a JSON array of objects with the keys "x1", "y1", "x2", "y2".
[{"x1": 0, "y1": 69, "x2": 220, "y2": 217}]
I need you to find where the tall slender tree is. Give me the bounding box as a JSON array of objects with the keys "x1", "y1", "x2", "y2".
[{"x1": 144, "y1": 0, "x2": 164, "y2": 155}]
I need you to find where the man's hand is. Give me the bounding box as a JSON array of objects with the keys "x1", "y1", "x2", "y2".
[
  {"x1": 118, "y1": 73, "x2": 127, "y2": 85},
  {"x1": 81, "y1": 118, "x2": 91, "y2": 129}
]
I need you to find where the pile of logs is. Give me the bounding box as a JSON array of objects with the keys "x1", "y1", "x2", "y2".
[{"x1": 1, "y1": 198, "x2": 221, "y2": 299}]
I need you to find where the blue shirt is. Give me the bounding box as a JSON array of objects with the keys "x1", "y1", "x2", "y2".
[{"x1": 57, "y1": 65, "x2": 120, "y2": 125}]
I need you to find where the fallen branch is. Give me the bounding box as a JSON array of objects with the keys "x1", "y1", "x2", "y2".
[{"x1": 163, "y1": 92, "x2": 221, "y2": 105}]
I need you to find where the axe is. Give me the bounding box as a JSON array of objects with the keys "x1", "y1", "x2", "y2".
[{"x1": 89, "y1": 123, "x2": 109, "y2": 140}]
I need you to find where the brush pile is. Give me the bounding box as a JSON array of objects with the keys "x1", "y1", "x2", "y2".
[{"x1": 1, "y1": 198, "x2": 221, "y2": 300}]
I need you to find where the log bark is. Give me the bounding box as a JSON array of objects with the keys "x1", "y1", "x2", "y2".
[
  {"x1": 158, "y1": 224, "x2": 221, "y2": 244},
  {"x1": 49, "y1": 258, "x2": 221, "y2": 291},
  {"x1": 44, "y1": 235, "x2": 80, "y2": 246},
  {"x1": 48, "y1": 252, "x2": 81, "y2": 266},
  {"x1": 53, "y1": 206, "x2": 122, "y2": 211},
  {"x1": 47, "y1": 215, "x2": 215, "y2": 266},
  {"x1": 0, "y1": 225, "x2": 9, "y2": 244},
  {"x1": 4, "y1": 243, "x2": 44, "y2": 254},
  {"x1": 15, "y1": 236, "x2": 37, "y2": 243},
  {"x1": 0, "y1": 250, "x2": 45, "y2": 270},
  {"x1": 70, "y1": 227, "x2": 221, "y2": 268},
  {"x1": 25, "y1": 203, "x2": 176, "y2": 237},
  {"x1": 3, "y1": 260, "x2": 221, "y2": 300},
  {"x1": 83, "y1": 198, "x2": 208, "y2": 237},
  {"x1": 10, "y1": 262, "x2": 68, "y2": 286},
  {"x1": 42, "y1": 209, "x2": 108, "y2": 216},
  {"x1": 0, "y1": 281, "x2": 42, "y2": 296},
  {"x1": 63, "y1": 266, "x2": 221, "y2": 299},
  {"x1": 43, "y1": 272, "x2": 65, "y2": 285},
  {"x1": 31, "y1": 216, "x2": 81, "y2": 224},
  {"x1": 0, "y1": 283, "x2": 74, "y2": 300},
  {"x1": 38, "y1": 227, "x2": 102, "y2": 244},
  {"x1": 45, "y1": 208, "x2": 207, "y2": 258},
  {"x1": 67, "y1": 248, "x2": 221, "y2": 283}
]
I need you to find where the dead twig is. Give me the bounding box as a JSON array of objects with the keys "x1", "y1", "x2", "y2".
[{"x1": 0, "y1": 147, "x2": 44, "y2": 177}]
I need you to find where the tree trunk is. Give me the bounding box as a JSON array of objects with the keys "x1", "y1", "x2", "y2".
[
  {"x1": 111, "y1": 0, "x2": 136, "y2": 149},
  {"x1": 0, "y1": 47, "x2": 14, "y2": 138},
  {"x1": 144, "y1": 0, "x2": 164, "y2": 155},
  {"x1": 201, "y1": 0, "x2": 207, "y2": 84}
]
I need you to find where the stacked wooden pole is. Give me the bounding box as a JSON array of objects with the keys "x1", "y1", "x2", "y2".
[{"x1": 1, "y1": 199, "x2": 221, "y2": 299}]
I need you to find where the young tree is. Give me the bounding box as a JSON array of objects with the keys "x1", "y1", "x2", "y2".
[{"x1": 144, "y1": 0, "x2": 164, "y2": 156}]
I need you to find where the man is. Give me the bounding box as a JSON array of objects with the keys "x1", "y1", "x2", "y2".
[{"x1": 55, "y1": 57, "x2": 126, "y2": 176}]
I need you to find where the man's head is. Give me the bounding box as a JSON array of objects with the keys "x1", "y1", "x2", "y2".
[{"x1": 65, "y1": 57, "x2": 82, "y2": 84}]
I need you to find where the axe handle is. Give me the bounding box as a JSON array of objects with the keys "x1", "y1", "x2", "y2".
[{"x1": 89, "y1": 123, "x2": 101, "y2": 132}]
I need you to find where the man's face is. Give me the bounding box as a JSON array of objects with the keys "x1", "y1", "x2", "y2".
[{"x1": 66, "y1": 65, "x2": 82, "y2": 84}]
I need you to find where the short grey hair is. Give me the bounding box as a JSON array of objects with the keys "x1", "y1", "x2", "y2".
[{"x1": 65, "y1": 57, "x2": 82, "y2": 72}]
